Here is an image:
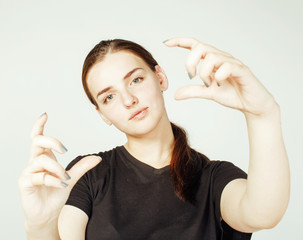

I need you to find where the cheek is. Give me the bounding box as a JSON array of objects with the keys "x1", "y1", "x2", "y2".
[
  {"x1": 138, "y1": 80, "x2": 162, "y2": 101},
  {"x1": 106, "y1": 108, "x2": 122, "y2": 123},
  {"x1": 99, "y1": 103, "x2": 124, "y2": 124}
]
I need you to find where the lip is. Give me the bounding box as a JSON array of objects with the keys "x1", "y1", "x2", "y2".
[{"x1": 129, "y1": 107, "x2": 149, "y2": 120}]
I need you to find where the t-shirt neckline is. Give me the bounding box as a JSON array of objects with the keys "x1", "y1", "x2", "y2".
[{"x1": 118, "y1": 145, "x2": 170, "y2": 175}]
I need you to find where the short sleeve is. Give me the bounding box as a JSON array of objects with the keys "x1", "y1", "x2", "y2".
[
  {"x1": 211, "y1": 161, "x2": 247, "y2": 219},
  {"x1": 212, "y1": 161, "x2": 252, "y2": 239},
  {"x1": 65, "y1": 155, "x2": 94, "y2": 218}
]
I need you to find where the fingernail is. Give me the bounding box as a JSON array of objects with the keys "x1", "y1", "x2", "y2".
[
  {"x1": 61, "y1": 182, "x2": 68, "y2": 188},
  {"x1": 65, "y1": 172, "x2": 71, "y2": 180},
  {"x1": 39, "y1": 112, "x2": 46, "y2": 118},
  {"x1": 162, "y1": 39, "x2": 170, "y2": 44},
  {"x1": 60, "y1": 145, "x2": 68, "y2": 153},
  {"x1": 188, "y1": 72, "x2": 193, "y2": 79},
  {"x1": 203, "y1": 81, "x2": 209, "y2": 88}
]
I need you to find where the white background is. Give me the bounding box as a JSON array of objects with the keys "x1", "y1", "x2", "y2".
[{"x1": 1, "y1": 0, "x2": 302, "y2": 239}]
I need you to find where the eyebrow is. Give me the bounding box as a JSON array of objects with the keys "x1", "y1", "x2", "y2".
[{"x1": 96, "y1": 68, "x2": 143, "y2": 99}]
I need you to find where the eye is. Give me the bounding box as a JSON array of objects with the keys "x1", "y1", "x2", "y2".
[
  {"x1": 103, "y1": 94, "x2": 114, "y2": 104},
  {"x1": 130, "y1": 77, "x2": 143, "y2": 85}
]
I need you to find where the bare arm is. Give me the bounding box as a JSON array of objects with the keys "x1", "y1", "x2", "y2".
[
  {"x1": 221, "y1": 104, "x2": 290, "y2": 232},
  {"x1": 58, "y1": 205, "x2": 88, "y2": 240},
  {"x1": 25, "y1": 220, "x2": 60, "y2": 240},
  {"x1": 164, "y1": 37, "x2": 290, "y2": 232}
]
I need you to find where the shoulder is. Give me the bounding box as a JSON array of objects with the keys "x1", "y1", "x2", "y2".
[
  {"x1": 189, "y1": 148, "x2": 241, "y2": 174},
  {"x1": 205, "y1": 160, "x2": 247, "y2": 179},
  {"x1": 65, "y1": 145, "x2": 125, "y2": 177},
  {"x1": 191, "y1": 148, "x2": 247, "y2": 192},
  {"x1": 199, "y1": 158, "x2": 248, "y2": 211}
]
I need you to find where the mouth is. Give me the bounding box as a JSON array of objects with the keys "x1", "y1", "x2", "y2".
[{"x1": 129, "y1": 107, "x2": 149, "y2": 121}]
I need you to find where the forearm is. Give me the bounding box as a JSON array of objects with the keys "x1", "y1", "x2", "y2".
[
  {"x1": 25, "y1": 219, "x2": 60, "y2": 240},
  {"x1": 242, "y1": 103, "x2": 290, "y2": 228}
]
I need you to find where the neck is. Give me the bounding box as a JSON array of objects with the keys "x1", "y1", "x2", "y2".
[{"x1": 124, "y1": 115, "x2": 174, "y2": 169}]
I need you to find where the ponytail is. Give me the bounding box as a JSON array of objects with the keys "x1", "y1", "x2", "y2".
[{"x1": 170, "y1": 122, "x2": 209, "y2": 204}]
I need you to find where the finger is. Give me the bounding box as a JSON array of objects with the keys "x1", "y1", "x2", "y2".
[
  {"x1": 185, "y1": 43, "x2": 207, "y2": 78},
  {"x1": 31, "y1": 135, "x2": 68, "y2": 159},
  {"x1": 214, "y1": 62, "x2": 247, "y2": 84},
  {"x1": 164, "y1": 38, "x2": 232, "y2": 79},
  {"x1": 163, "y1": 37, "x2": 199, "y2": 49},
  {"x1": 28, "y1": 155, "x2": 67, "y2": 181},
  {"x1": 31, "y1": 172, "x2": 67, "y2": 188},
  {"x1": 31, "y1": 172, "x2": 46, "y2": 185},
  {"x1": 45, "y1": 149, "x2": 57, "y2": 160},
  {"x1": 198, "y1": 53, "x2": 240, "y2": 87},
  {"x1": 30, "y1": 113, "x2": 48, "y2": 139},
  {"x1": 198, "y1": 54, "x2": 217, "y2": 87},
  {"x1": 214, "y1": 62, "x2": 233, "y2": 83},
  {"x1": 163, "y1": 37, "x2": 223, "y2": 54},
  {"x1": 67, "y1": 155, "x2": 102, "y2": 188},
  {"x1": 174, "y1": 84, "x2": 212, "y2": 100}
]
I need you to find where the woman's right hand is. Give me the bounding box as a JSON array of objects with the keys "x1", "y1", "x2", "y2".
[{"x1": 18, "y1": 113, "x2": 101, "y2": 235}]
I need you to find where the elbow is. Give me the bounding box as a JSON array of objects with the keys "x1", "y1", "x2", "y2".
[
  {"x1": 258, "y1": 217, "x2": 281, "y2": 230},
  {"x1": 245, "y1": 207, "x2": 288, "y2": 231},
  {"x1": 242, "y1": 215, "x2": 282, "y2": 232},
  {"x1": 261, "y1": 199, "x2": 290, "y2": 229},
  {"x1": 243, "y1": 191, "x2": 290, "y2": 231}
]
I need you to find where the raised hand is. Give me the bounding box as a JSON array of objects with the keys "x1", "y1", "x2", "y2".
[
  {"x1": 164, "y1": 37, "x2": 277, "y2": 117},
  {"x1": 18, "y1": 113, "x2": 101, "y2": 234}
]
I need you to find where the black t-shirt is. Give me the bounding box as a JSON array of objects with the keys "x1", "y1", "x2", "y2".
[{"x1": 66, "y1": 146, "x2": 252, "y2": 240}]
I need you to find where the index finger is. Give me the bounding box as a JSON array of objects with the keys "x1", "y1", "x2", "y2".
[
  {"x1": 30, "y1": 112, "x2": 48, "y2": 139},
  {"x1": 163, "y1": 37, "x2": 200, "y2": 50},
  {"x1": 163, "y1": 37, "x2": 220, "y2": 55}
]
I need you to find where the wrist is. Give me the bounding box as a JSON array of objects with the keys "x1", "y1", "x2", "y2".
[
  {"x1": 25, "y1": 219, "x2": 60, "y2": 240},
  {"x1": 244, "y1": 101, "x2": 280, "y2": 123}
]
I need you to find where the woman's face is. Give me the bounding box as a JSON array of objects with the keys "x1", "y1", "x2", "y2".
[{"x1": 87, "y1": 51, "x2": 169, "y2": 137}]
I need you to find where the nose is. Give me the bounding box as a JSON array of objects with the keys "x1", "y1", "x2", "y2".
[{"x1": 121, "y1": 89, "x2": 138, "y2": 108}]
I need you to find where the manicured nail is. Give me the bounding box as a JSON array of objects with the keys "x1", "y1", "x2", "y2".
[
  {"x1": 162, "y1": 39, "x2": 170, "y2": 44},
  {"x1": 65, "y1": 172, "x2": 71, "y2": 180},
  {"x1": 60, "y1": 145, "x2": 68, "y2": 153},
  {"x1": 61, "y1": 182, "x2": 68, "y2": 188},
  {"x1": 188, "y1": 72, "x2": 193, "y2": 79},
  {"x1": 39, "y1": 112, "x2": 46, "y2": 118},
  {"x1": 203, "y1": 81, "x2": 209, "y2": 88}
]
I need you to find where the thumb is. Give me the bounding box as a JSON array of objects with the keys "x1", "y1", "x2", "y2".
[
  {"x1": 66, "y1": 155, "x2": 101, "y2": 188},
  {"x1": 174, "y1": 84, "x2": 212, "y2": 100}
]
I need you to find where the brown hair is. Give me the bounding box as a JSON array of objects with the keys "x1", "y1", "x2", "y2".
[{"x1": 82, "y1": 39, "x2": 208, "y2": 203}]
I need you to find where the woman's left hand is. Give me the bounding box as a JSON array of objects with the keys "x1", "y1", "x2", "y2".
[{"x1": 164, "y1": 37, "x2": 277, "y2": 118}]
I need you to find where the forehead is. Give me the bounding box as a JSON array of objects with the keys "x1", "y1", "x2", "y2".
[{"x1": 87, "y1": 51, "x2": 148, "y2": 91}]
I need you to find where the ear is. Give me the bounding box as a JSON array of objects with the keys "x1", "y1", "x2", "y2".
[
  {"x1": 96, "y1": 107, "x2": 112, "y2": 126},
  {"x1": 155, "y1": 65, "x2": 168, "y2": 91}
]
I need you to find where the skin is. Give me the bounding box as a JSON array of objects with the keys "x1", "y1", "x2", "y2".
[
  {"x1": 87, "y1": 51, "x2": 174, "y2": 168},
  {"x1": 18, "y1": 113, "x2": 101, "y2": 240},
  {"x1": 19, "y1": 37, "x2": 290, "y2": 240}
]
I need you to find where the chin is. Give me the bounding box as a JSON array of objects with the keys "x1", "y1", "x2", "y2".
[{"x1": 121, "y1": 116, "x2": 163, "y2": 138}]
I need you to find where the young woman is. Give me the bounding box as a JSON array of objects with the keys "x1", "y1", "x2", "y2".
[{"x1": 19, "y1": 37, "x2": 290, "y2": 240}]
